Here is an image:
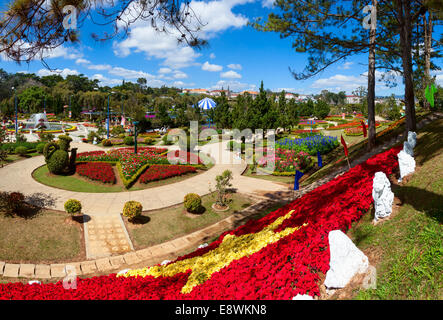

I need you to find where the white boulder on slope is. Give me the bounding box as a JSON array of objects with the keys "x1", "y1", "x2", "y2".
[{"x1": 324, "y1": 230, "x2": 369, "y2": 289}]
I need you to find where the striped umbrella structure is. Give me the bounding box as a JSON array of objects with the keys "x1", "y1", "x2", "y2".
[{"x1": 198, "y1": 97, "x2": 216, "y2": 110}]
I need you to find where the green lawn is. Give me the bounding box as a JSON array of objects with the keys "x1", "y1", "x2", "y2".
[
  {"x1": 0, "y1": 208, "x2": 84, "y2": 263},
  {"x1": 348, "y1": 118, "x2": 443, "y2": 300},
  {"x1": 32, "y1": 164, "x2": 203, "y2": 193},
  {"x1": 125, "y1": 192, "x2": 253, "y2": 249}
]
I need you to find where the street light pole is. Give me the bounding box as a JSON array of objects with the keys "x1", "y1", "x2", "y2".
[
  {"x1": 133, "y1": 121, "x2": 138, "y2": 154},
  {"x1": 12, "y1": 87, "x2": 18, "y2": 136},
  {"x1": 107, "y1": 91, "x2": 115, "y2": 139}
]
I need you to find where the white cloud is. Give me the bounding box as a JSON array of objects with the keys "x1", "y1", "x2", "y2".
[
  {"x1": 227, "y1": 63, "x2": 242, "y2": 70},
  {"x1": 211, "y1": 80, "x2": 256, "y2": 92},
  {"x1": 202, "y1": 61, "x2": 223, "y2": 72},
  {"x1": 431, "y1": 70, "x2": 443, "y2": 86},
  {"x1": 37, "y1": 68, "x2": 79, "y2": 78},
  {"x1": 158, "y1": 67, "x2": 172, "y2": 74},
  {"x1": 172, "y1": 81, "x2": 185, "y2": 87},
  {"x1": 311, "y1": 71, "x2": 403, "y2": 94},
  {"x1": 338, "y1": 61, "x2": 354, "y2": 70},
  {"x1": 92, "y1": 74, "x2": 122, "y2": 87},
  {"x1": 108, "y1": 67, "x2": 155, "y2": 79},
  {"x1": 114, "y1": 0, "x2": 253, "y2": 69},
  {"x1": 262, "y1": 0, "x2": 275, "y2": 8},
  {"x1": 41, "y1": 46, "x2": 83, "y2": 60},
  {"x1": 173, "y1": 71, "x2": 188, "y2": 79},
  {"x1": 75, "y1": 58, "x2": 91, "y2": 64},
  {"x1": 220, "y1": 70, "x2": 241, "y2": 79},
  {"x1": 209, "y1": 53, "x2": 216, "y2": 59},
  {"x1": 87, "y1": 64, "x2": 112, "y2": 71}
]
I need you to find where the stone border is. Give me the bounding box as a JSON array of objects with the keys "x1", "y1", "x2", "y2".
[{"x1": 0, "y1": 198, "x2": 277, "y2": 279}]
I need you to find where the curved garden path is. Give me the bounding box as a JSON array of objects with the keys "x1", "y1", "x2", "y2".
[{"x1": 0, "y1": 140, "x2": 287, "y2": 259}]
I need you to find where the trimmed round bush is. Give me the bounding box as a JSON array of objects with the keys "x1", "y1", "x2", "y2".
[
  {"x1": 144, "y1": 137, "x2": 154, "y2": 145},
  {"x1": 102, "y1": 139, "x2": 112, "y2": 146},
  {"x1": 118, "y1": 133, "x2": 126, "y2": 139},
  {"x1": 184, "y1": 193, "x2": 202, "y2": 213},
  {"x1": 124, "y1": 136, "x2": 134, "y2": 146},
  {"x1": 36, "y1": 143, "x2": 46, "y2": 154},
  {"x1": 64, "y1": 199, "x2": 82, "y2": 215},
  {"x1": 122, "y1": 201, "x2": 143, "y2": 221},
  {"x1": 14, "y1": 146, "x2": 28, "y2": 156},
  {"x1": 47, "y1": 149, "x2": 69, "y2": 174}
]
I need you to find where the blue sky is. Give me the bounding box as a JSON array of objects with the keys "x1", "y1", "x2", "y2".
[{"x1": 1, "y1": 0, "x2": 441, "y2": 95}]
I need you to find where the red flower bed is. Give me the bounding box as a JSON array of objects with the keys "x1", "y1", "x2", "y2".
[
  {"x1": 76, "y1": 162, "x2": 116, "y2": 184},
  {"x1": 0, "y1": 146, "x2": 401, "y2": 300},
  {"x1": 139, "y1": 165, "x2": 197, "y2": 183},
  {"x1": 167, "y1": 150, "x2": 202, "y2": 165}
]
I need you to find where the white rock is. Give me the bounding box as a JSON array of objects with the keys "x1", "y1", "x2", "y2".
[
  {"x1": 292, "y1": 294, "x2": 314, "y2": 300},
  {"x1": 198, "y1": 243, "x2": 208, "y2": 249},
  {"x1": 160, "y1": 260, "x2": 171, "y2": 266},
  {"x1": 397, "y1": 150, "x2": 416, "y2": 182},
  {"x1": 402, "y1": 131, "x2": 417, "y2": 157},
  {"x1": 117, "y1": 269, "x2": 130, "y2": 275},
  {"x1": 372, "y1": 172, "x2": 394, "y2": 221},
  {"x1": 324, "y1": 230, "x2": 369, "y2": 289}
]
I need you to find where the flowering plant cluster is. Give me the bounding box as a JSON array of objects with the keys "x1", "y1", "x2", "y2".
[
  {"x1": 75, "y1": 147, "x2": 200, "y2": 187},
  {"x1": 139, "y1": 165, "x2": 197, "y2": 184},
  {"x1": 376, "y1": 117, "x2": 405, "y2": 138},
  {"x1": 76, "y1": 162, "x2": 116, "y2": 184},
  {"x1": 344, "y1": 123, "x2": 381, "y2": 136},
  {"x1": 291, "y1": 129, "x2": 320, "y2": 134},
  {"x1": 257, "y1": 149, "x2": 312, "y2": 173},
  {"x1": 0, "y1": 146, "x2": 401, "y2": 299},
  {"x1": 276, "y1": 135, "x2": 339, "y2": 155}
]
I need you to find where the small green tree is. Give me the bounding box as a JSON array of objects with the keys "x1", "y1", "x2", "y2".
[
  {"x1": 314, "y1": 100, "x2": 331, "y2": 119},
  {"x1": 214, "y1": 170, "x2": 233, "y2": 207}
]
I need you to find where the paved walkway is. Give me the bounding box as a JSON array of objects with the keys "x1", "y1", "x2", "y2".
[{"x1": 0, "y1": 140, "x2": 287, "y2": 259}]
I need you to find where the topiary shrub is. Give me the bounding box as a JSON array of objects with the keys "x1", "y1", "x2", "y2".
[
  {"x1": 64, "y1": 199, "x2": 82, "y2": 215},
  {"x1": 43, "y1": 141, "x2": 59, "y2": 161},
  {"x1": 47, "y1": 149, "x2": 69, "y2": 174},
  {"x1": 184, "y1": 193, "x2": 202, "y2": 213},
  {"x1": 36, "y1": 143, "x2": 46, "y2": 154},
  {"x1": 122, "y1": 201, "x2": 142, "y2": 221},
  {"x1": 124, "y1": 136, "x2": 134, "y2": 146},
  {"x1": 102, "y1": 139, "x2": 112, "y2": 146},
  {"x1": 144, "y1": 137, "x2": 154, "y2": 145},
  {"x1": 57, "y1": 135, "x2": 72, "y2": 151},
  {"x1": 14, "y1": 146, "x2": 28, "y2": 156}
]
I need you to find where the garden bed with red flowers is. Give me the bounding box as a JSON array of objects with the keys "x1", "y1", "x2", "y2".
[
  {"x1": 75, "y1": 147, "x2": 203, "y2": 188},
  {"x1": 139, "y1": 165, "x2": 197, "y2": 184},
  {"x1": 0, "y1": 146, "x2": 401, "y2": 299},
  {"x1": 76, "y1": 162, "x2": 116, "y2": 184}
]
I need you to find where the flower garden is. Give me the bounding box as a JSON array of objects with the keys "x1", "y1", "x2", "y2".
[
  {"x1": 74, "y1": 147, "x2": 204, "y2": 188},
  {"x1": 0, "y1": 145, "x2": 402, "y2": 299}
]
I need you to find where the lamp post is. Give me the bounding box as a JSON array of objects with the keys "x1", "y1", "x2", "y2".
[
  {"x1": 133, "y1": 121, "x2": 138, "y2": 154},
  {"x1": 69, "y1": 95, "x2": 72, "y2": 118},
  {"x1": 107, "y1": 91, "x2": 115, "y2": 139},
  {"x1": 12, "y1": 87, "x2": 18, "y2": 136}
]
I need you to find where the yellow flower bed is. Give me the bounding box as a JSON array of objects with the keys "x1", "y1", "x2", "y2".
[{"x1": 119, "y1": 210, "x2": 308, "y2": 293}]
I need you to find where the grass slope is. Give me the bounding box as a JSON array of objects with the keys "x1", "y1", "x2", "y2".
[{"x1": 348, "y1": 118, "x2": 443, "y2": 300}]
